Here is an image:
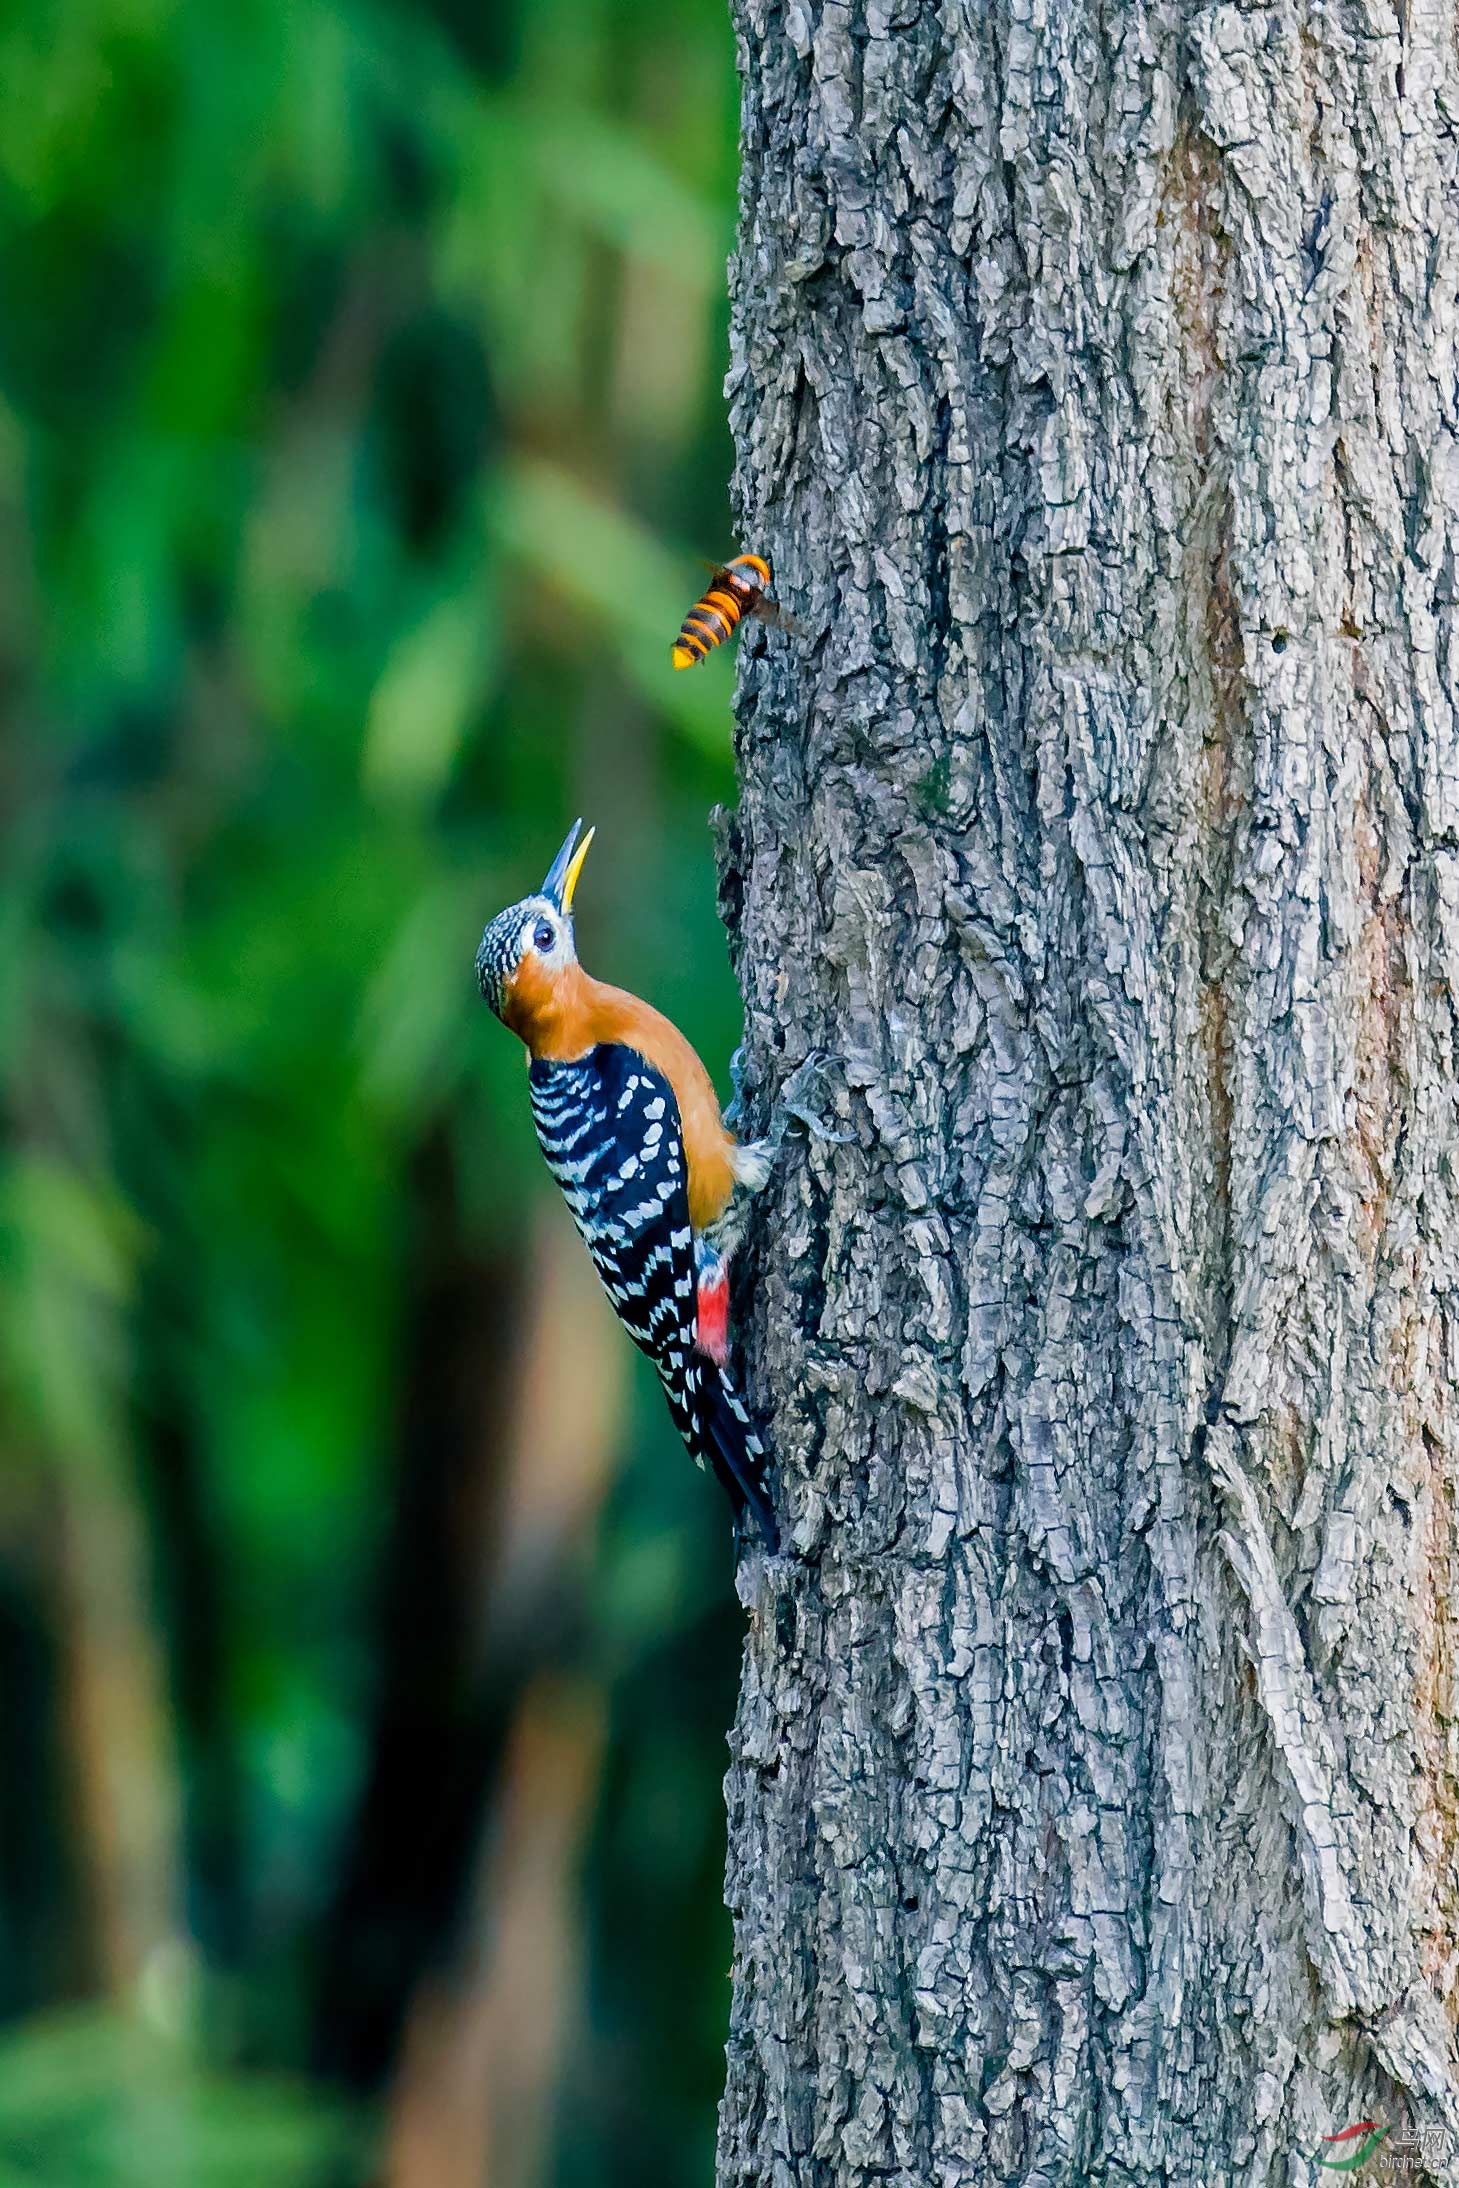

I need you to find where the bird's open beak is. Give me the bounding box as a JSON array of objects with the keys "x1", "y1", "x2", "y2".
[{"x1": 541, "y1": 818, "x2": 595, "y2": 915}]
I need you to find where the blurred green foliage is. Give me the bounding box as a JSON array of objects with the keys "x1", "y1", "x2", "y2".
[
  {"x1": 0, "y1": 2010, "x2": 358, "y2": 2188},
  {"x1": 0, "y1": 0, "x2": 750, "y2": 2178}
]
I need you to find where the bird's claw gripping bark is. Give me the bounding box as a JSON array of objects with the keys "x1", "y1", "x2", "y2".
[
  {"x1": 711, "y1": 1050, "x2": 852, "y2": 1265},
  {"x1": 725, "y1": 1047, "x2": 854, "y2": 1153},
  {"x1": 774, "y1": 1049, "x2": 855, "y2": 1147},
  {"x1": 725, "y1": 1044, "x2": 755, "y2": 1137}
]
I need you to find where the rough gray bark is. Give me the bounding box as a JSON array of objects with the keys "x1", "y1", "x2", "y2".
[{"x1": 717, "y1": 2, "x2": 1459, "y2": 2181}]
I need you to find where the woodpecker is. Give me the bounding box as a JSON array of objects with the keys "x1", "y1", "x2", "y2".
[{"x1": 476, "y1": 821, "x2": 777, "y2": 1548}]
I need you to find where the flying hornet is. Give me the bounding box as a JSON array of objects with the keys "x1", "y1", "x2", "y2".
[{"x1": 671, "y1": 553, "x2": 785, "y2": 669}]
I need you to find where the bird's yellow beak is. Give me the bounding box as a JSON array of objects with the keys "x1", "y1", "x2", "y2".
[
  {"x1": 560, "y1": 825, "x2": 593, "y2": 912},
  {"x1": 541, "y1": 817, "x2": 595, "y2": 914}
]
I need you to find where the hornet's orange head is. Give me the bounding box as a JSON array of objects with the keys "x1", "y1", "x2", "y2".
[{"x1": 476, "y1": 819, "x2": 594, "y2": 1040}]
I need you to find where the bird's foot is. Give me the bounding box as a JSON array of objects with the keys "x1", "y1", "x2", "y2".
[
  {"x1": 726, "y1": 1047, "x2": 854, "y2": 1154},
  {"x1": 724, "y1": 1045, "x2": 756, "y2": 1138},
  {"x1": 774, "y1": 1049, "x2": 855, "y2": 1146}
]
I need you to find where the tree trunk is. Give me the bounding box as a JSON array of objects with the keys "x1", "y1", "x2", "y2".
[{"x1": 719, "y1": 2, "x2": 1459, "y2": 2181}]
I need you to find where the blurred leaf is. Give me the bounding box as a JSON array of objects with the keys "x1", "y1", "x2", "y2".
[
  {"x1": 495, "y1": 455, "x2": 733, "y2": 755},
  {"x1": 0, "y1": 1156, "x2": 142, "y2": 1464},
  {"x1": 362, "y1": 589, "x2": 489, "y2": 804},
  {"x1": 1, "y1": 1159, "x2": 141, "y2": 1305},
  {"x1": 356, "y1": 869, "x2": 482, "y2": 1117},
  {"x1": 0, "y1": 2009, "x2": 360, "y2": 2187},
  {"x1": 529, "y1": 107, "x2": 727, "y2": 276}
]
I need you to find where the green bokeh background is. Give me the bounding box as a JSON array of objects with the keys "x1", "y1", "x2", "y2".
[{"x1": 0, "y1": 0, "x2": 751, "y2": 2179}]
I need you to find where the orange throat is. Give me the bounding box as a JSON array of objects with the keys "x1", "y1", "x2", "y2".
[{"x1": 503, "y1": 955, "x2": 591, "y2": 1059}]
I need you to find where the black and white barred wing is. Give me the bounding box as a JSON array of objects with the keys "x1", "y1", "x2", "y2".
[
  {"x1": 527, "y1": 1048, "x2": 697, "y2": 1388},
  {"x1": 526, "y1": 1045, "x2": 777, "y2": 1548}
]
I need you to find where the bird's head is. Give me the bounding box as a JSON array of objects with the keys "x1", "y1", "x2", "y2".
[{"x1": 476, "y1": 819, "x2": 595, "y2": 1042}]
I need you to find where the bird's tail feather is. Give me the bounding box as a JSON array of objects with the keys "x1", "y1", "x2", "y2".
[{"x1": 697, "y1": 1365, "x2": 777, "y2": 1551}]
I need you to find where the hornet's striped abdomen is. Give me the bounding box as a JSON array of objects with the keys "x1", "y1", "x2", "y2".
[{"x1": 671, "y1": 553, "x2": 773, "y2": 670}]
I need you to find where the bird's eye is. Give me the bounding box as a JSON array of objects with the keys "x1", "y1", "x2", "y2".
[{"x1": 533, "y1": 919, "x2": 555, "y2": 953}]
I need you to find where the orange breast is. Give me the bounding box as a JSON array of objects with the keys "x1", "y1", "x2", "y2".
[{"x1": 514, "y1": 965, "x2": 738, "y2": 1230}]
